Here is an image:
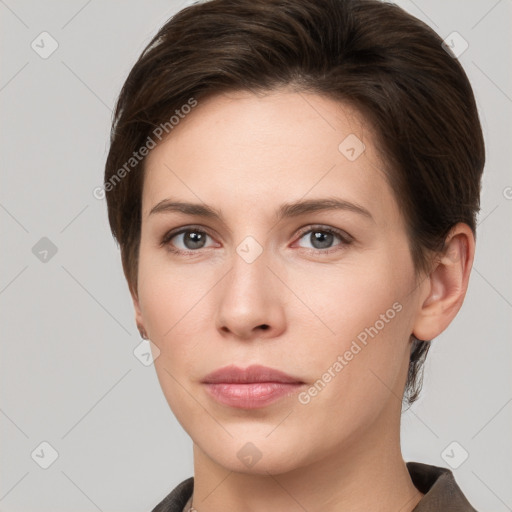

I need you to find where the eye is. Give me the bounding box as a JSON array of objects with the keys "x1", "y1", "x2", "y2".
[
  {"x1": 294, "y1": 225, "x2": 352, "y2": 253},
  {"x1": 160, "y1": 224, "x2": 353, "y2": 256},
  {"x1": 160, "y1": 226, "x2": 216, "y2": 254}
]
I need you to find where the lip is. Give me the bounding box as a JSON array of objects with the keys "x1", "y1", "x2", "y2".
[{"x1": 202, "y1": 364, "x2": 305, "y2": 409}]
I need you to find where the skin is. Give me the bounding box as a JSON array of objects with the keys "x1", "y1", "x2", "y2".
[{"x1": 131, "y1": 89, "x2": 474, "y2": 512}]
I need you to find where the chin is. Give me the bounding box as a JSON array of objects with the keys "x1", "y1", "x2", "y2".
[{"x1": 195, "y1": 430, "x2": 315, "y2": 476}]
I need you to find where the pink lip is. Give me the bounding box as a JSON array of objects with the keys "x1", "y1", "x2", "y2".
[{"x1": 202, "y1": 364, "x2": 305, "y2": 409}]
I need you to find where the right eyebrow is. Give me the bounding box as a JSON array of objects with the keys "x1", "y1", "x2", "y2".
[{"x1": 149, "y1": 199, "x2": 221, "y2": 219}]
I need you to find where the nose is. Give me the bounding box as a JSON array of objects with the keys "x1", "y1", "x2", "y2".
[{"x1": 215, "y1": 246, "x2": 286, "y2": 341}]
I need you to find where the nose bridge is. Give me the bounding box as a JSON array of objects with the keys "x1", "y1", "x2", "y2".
[
  {"x1": 215, "y1": 232, "x2": 285, "y2": 337},
  {"x1": 227, "y1": 233, "x2": 273, "y2": 302}
]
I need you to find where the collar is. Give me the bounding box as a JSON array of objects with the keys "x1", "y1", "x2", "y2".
[
  {"x1": 407, "y1": 462, "x2": 477, "y2": 511},
  {"x1": 150, "y1": 462, "x2": 477, "y2": 512}
]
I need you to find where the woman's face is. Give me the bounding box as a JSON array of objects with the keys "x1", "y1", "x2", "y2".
[{"x1": 134, "y1": 89, "x2": 427, "y2": 474}]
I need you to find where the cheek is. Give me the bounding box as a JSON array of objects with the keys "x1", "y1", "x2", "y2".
[
  {"x1": 137, "y1": 247, "x2": 210, "y2": 340},
  {"x1": 138, "y1": 258, "x2": 208, "y2": 421},
  {"x1": 290, "y1": 258, "x2": 414, "y2": 402},
  {"x1": 290, "y1": 258, "x2": 410, "y2": 343}
]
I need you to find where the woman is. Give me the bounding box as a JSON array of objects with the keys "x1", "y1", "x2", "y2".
[{"x1": 103, "y1": 0, "x2": 484, "y2": 510}]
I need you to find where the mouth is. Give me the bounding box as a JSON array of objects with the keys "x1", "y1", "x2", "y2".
[{"x1": 202, "y1": 364, "x2": 305, "y2": 409}]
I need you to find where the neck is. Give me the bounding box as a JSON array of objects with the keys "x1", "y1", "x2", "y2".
[{"x1": 189, "y1": 404, "x2": 423, "y2": 512}]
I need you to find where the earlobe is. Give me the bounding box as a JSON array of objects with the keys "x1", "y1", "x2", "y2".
[{"x1": 412, "y1": 223, "x2": 475, "y2": 341}]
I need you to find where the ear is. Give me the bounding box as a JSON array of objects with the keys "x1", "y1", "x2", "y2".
[
  {"x1": 412, "y1": 223, "x2": 475, "y2": 341},
  {"x1": 130, "y1": 286, "x2": 147, "y2": 339}
]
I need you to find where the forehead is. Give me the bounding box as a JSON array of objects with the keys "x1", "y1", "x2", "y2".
[{"x1": 142, "y1": 89, "x2": 401, "y2": 227}]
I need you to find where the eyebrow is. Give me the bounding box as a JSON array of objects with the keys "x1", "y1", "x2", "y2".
[{"x1": 148, "y1": 197, "x2": 373, "y2": 222}]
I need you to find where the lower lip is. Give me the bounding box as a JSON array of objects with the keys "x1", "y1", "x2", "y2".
[{"x1": 203, "y1": 382, "x2": 303, "y2": 409}]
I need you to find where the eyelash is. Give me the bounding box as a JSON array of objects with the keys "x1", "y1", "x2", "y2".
[{"x1": 159, "y1": 224, "x2": 353, "y2": 256}]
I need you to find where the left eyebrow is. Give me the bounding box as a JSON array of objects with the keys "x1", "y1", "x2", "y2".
[
  {"x1": 276, "y1": 197, "x2": 373, "y2": 222},
  {"x1": 148, "y1": 197, "x2": 374, "y2": 222}
]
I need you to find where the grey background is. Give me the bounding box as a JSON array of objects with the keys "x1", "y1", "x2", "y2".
[{"x1": 1, "y1": 0, "x2": 511, "y2": 510}]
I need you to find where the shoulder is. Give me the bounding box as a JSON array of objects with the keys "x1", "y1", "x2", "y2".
[{"x1": 150, "y1": 477, "x2": 194, "y2": 512}]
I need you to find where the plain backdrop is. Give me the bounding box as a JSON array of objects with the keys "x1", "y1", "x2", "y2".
[{"x1": 1, "y1": 0, "x2": 511, "y2": 511}]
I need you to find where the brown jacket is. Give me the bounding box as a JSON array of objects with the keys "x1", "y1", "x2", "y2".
[{"x1": 150, "y1": 461, "x2": 477, "y2": 511}]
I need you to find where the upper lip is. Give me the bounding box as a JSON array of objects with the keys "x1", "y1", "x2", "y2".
[{"x1": 202, "y1": 364, "x2": 304, "y2": 384}]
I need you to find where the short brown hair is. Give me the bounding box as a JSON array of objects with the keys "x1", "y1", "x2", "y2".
[{"x1": 104, "y1": 0, "x2": 485, "y2": 405}]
